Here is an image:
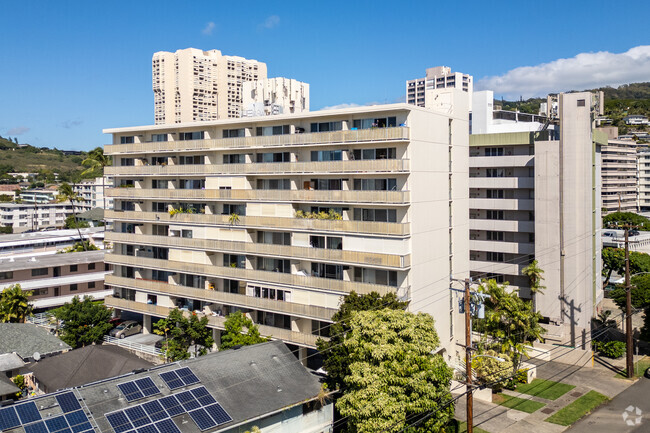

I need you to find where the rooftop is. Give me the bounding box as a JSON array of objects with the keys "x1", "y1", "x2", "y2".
[
  {"x1": 0, "y1": 353, "x2": 25, "y2": 372},
  {"x1": 0, "y1": 227, "x2": 104, "y2": 245},
  {"x1": 78, "y1": 208, "x2": 105, "y2": 221},
  {"x1": 0, "y1": 323, "x2": 71, "y2": 360},
  {"x1": 0, "y1": 250, "x2": 105, "y2": 273},
  {"x1": 0, "y1": 374, "x2": 19, "y2": 396}
]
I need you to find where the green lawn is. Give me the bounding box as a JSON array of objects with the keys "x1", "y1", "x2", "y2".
[
  {"x1": 457, "y1": 421, "x2": 490, "y2": 433},
  {"x1": 514, "y1": 379, "x2": 575, "y2": 400},
  {"x1": 493, "y1": 393, "x2": 545, "y2": 413},
  {"x1": 545, "y1": 390, "x2": 609, "y2": 426},
  {"x1": 615, "y1": 357, "x2": 650, "y2": 379}
]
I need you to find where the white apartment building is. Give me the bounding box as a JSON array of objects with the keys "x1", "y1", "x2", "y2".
[
  {"x1": 0, "y1": 202, "x2": 74, "y2": 232},
  {"x1": 73, "y1": 176, "x2": 114, "y2": 211},
  {"x1": 242, "y1": 77, "x2": 309, "y2": 117},
  {"x1": 601, "y1": 139, "x2": 638, "y2": 214},
  {"x1": 103, "y1": 102, "x2": 470, "y2": 363},
  {"x1": 0, "y1": 227, "x2": 105, "y2": 258},
  {"x1": 637, "y1": 149, "x2": 650, "y2": 211},
  {"x1": 471, "y1": 90, "x2": 548, "y2": 135},
  {"x1": 406, "y1": 66, "x2": 473, "y2": 109},
  {"x1": 152, "y1": 48, "x2": 267, "y2": 124},
  {"x1": 469, "y1": 92, "x2": 603, "y2": 333},
  {"x1": 20, "y1": 188, "x2": 58, "y2": 204}
]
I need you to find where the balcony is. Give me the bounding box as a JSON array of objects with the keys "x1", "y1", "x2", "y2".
[
  {"x1": 105, "y1": 210, "x2": 410, "y2": 236},
  {"x1": 107, "y1": 188, "x2": 410, "y2": 205},
  {"x1": 106, "y1": 159, "x2": 411, "y2": 176},
  {"x1": 469, "y1": 240, "x2": 535, "y2": 255},
  {"x1": 469, "y1": 198, "x2": 534, "y2": 211},
  {"x1": 469, "y1": 219, "x2": 534, "y2": 233},
  {"x1": 104, "y1": 296, "x2": 322, "y2": 347},
  {"x1": 469, "y1": 260, "x2": 525, "y2": 275},
  {"x1": 106, "y1": 275, "x2": 336, "y2": 321},
  {"x1": 469, "y1": 155, "x2": 533, "y2": 168},
  {"x1": 469, "y1": 177, "x2": 534, "y2": 189},
  {"x1": 106, "y1": 232, "x2": 410, "y2": 268},
  {"x1": 105, "y1": 127, "x2": 410, "y2": 155},
  {"x1": 105, "y1": 253, "x2": 401, "y2": 296}
]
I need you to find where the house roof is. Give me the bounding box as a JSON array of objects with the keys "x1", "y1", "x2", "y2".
[
  {"x1": 0, "y1": 374, "x2": 19, "y2": 396},
  {"x1": 0, "y1": 353, "x2": 25, "y2": 372},
  {"x1": 26, "y1": 345, "x2": 154, "y2": 391},
  {"x1": 78, "y1": 208, "x2": 104, "y2": 221},
  {"x1": 0, "y1": 250, "x2": 105, "y2": 272},
  {"x1": 0, "y1": 185, "x2": 20, "y2": 192},
  {"x1": 0, "y1": 323, "x2": 71, "y2": 360}
]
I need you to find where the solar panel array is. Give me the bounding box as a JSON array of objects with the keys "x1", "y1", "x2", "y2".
[
  {"x1": 158, "y1": 368, "x2": 199, "y2": 390},
  {"x1": 105, "y1": 386, "x2": 231, "y2": 433},
  {"x1": 0, "y1": 393, "x2": 94, "y2": 433},
  {"x1": 117, "y1": 378, "x2": 161, "y2": 402}
]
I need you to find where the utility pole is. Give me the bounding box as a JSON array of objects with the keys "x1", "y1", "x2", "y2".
[
  {"x1": 465, "y1": 278, "x2": 473, "y2": 433},
  {"x1": 624, "y1": 227, "x2": 634, "y2": 379}
]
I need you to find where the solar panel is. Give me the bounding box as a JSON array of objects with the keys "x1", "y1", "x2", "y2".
[
  {"x1": 204, "y1": 404, "x2": 232, "y2": 426},
  {"x1": 56, "y1": 428, "x2": 72, "y2": 433},
  {"x1": 105, "y1": 411, "x2": 132, "y2": 433},
  {"x1": 56, "y1": 393, "x2": 82, "y2": 414},
  {"x1": 124, "y1": 407, "x2": 149, "y2": 428},
  {"x1": 174, "y1": 391, "x2": 200, "y2": 411},
  {"x1": 70, "y1": 423, "x2": 92, "y2": 433},
  {"x1": 134, "y1": 425, "x2": 157, "y2": 433},
  {"x1": 189, "y1": 387, "x2": 216, "y2": 406},
  {"x1": 45, "y1": 416, "x2": 68, "y2": 433},
  {"x1": 141, "y1": 402, "x2": 165, "y2": 423},
  {"x1": 158, "y1": 397, "x2": 184, "y2": 417},
  {"x1": 153, "y1": 420, "x2": 179, "y2": 433},
  {"x1": 24, "y1": 422, "x2": 48, "y2": 433},
  {"x1": 158, "y1": 372, "x2": 183, "y2": 391},
  {"x1": 134, "y1": 378, "x2": 159, "y2": 398},
  {"x1": 117, "y1": 382, "x2": 145, "y2": 402},
  {"x1": 175, "y1": 368, "x2": 199, "y2": 386},
  {"x1": 187, "y1": 409, "x2": 215, "y2": 431},
  {"x1": 0, "y1": 407, "x2": 20, "y2": 431},
  {"x1": 64, "y1": 411, "x2": 88, "y2": 428},
  {"x1": 15, "y1": 403, "x2": 41, "y2": 424}
]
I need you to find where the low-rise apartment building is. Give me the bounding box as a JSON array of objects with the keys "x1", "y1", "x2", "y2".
[
  {"x1": 601, "y1": 139, "x2": 638, "y2": 214},
  {"x1": 103, "y1": 102, "x2": 470, "y2": 362},
  {"x1": 0, "y1": 202, "x2": 74, "y2": 232},
  {"x1": 0, "y1": 250, "x2": 112, "y2": 311},
  {"x1": 74, "y1": 176, "x2": 114, "y2": 211},
  {"x1": 469, "y1": 92, "x2": 603, "y2": 332},
  {"x1": 0, "y1": 227, "x2": 105, "y2": 258},
  {"x1": 637, "y1": 148, "x2": 650, "y2": 211},
  {"x1": 20, "y1": 188, "x2": 58, "y2": 204}
]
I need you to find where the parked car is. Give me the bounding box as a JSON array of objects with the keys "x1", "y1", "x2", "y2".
[
  {"x1": 630, "y1": 229, "x2": 640, "y2": 236},
  {"x1": 603, "y1": 232, "x2": 616, "y2": 237},
  {"x1": 109, "y1": 320, "x2": 142, "y2": 339},
  {"x1": 108, "y1": 317, "x2": 123, "y2": 328}
]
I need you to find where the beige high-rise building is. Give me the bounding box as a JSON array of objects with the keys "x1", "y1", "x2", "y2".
[
  {"x1": 406, "y1": 66, "x2": 473, "y2": 110},
  {"x1": 103, "y1": 102, "x2": 470, "y2": 364},
  {"x1": 601, "y1": 139, "x2": 638, "y2": 214},
  {"x1": 152, "y1": 48, "x2": 267, "y2": 124},
  {"x1": 242, "y1": 77, "x2": 309, "y2": 118}
]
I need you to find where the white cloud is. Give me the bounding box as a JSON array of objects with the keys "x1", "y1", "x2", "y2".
[
  {"x1": 260, "y1": 15, "x2": 280, "y2": 29},
  {"x1": 202, "y1": 22, "x2": 216, "y2": 35},
  {"x1": 60, "y1": 120, "x2": 83, "y2": 129},
  {"x1": 7, "y1": 126, "x2": 30, "y2": 135},
  {"x1": 477, "y1": 45, "x2": 650, "y2": 99},
  {"x1": 319, "y1": 103, "x2": 361, "y2": 111}
]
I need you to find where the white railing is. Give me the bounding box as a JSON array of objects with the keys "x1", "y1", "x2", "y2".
[
  {"x1": 25, "y1": 312, "x2": 57, "y2": 329},
  {"x1": 102, "y1": 335, "x2": 163, "y2": 357}
]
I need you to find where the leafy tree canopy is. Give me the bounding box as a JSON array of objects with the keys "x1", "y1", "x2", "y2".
[
  {"x1": 154, "y1": 309, "x2": 215, "y2": 361},
  {"x1": 336, "y1": 309, "x2": 454, "y2": 433},
  {"x1": 0, "y1": 284, "x2": 33, "y2": 323},
  {"x1": 219, "y1": 311, "x2": 267, "y2": 351},
  {"x1": 603, "y1": 212, "x2": 650, "y2": 230},
  {"x1": 609, "y1": 274, "x2": 650, "y2": 310},
  {"x1": 317, "y1": 291, "x2": 408, "y2": 390},
  {"x1": 64, "y1": 215, "x2": 90, "y2": 229},
  {"x1": 53, "y1": 296, "x2": 112, "y2": 348},
  {"x1": 602, "y1": 248, "x2": 650, "y2": 287}
]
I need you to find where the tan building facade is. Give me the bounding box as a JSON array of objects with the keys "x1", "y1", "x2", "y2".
[
  {"x1": 407, "y1": 66, "x2": 472, "y2": 110},
  {"x1": 103, "y1": 103, "x2": 469, "y2": 361},
  {"x1": 242, "y1": 77, "x2": 309, "y2": 117},
  {"x1": 601, "y1": 139, "x2": 638, "y2": 214},
  {"x1": 152, "y1": 48, "x2": 267, "y2": 124}
]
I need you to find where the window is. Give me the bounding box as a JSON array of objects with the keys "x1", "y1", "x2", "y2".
[
  {"x1": 70, "y1": 284, "x2": 78, "y2": 291},
  {"x1": 223, "y1": 154, "x2": 245, "y2": 164},
  {"x1": 256, "y1": 152, "x2": 290, "y2": 163},
  {"x1": 120, "y1": 201, "x2": 136, "y2": 211},
  {"x1": 486, "y1": 189, "x2": 504, "y2": 199},
  {"x1": 577, "y1": 99, "x2": 586, "y2": 107},
  {"x1": 88, "y1": 263, "x2": 96, "y2": 270},
  {"x1": 152, "y1": 202, "x2": 169, "y2": 212},
  {"x1": 178, "y1": 131, "x2": 204, "y2": 141},
  {"x1": 353, "y1": 178, "x2": 397, "y2": 191},
  {"x1": 352, "y1": 117, "x2": 397, "y2": 129},
  {"x1": 70, "y1": 265, "x2": 78, "y2": 272},
  {"x1": 120, "y1": 158, "x2": 134, "y2": 166},
  {"x1": 181, "y1": 230, "x2": 193, "y2": 239},
  {"x1": 352, "y1": 148, "x2": 396, "y2": 160},
  {"x1": 311, "y1": 150, "x2": 342, "y2": 161},
  {"x1": 484, "y1": 147, "x2": 504, "y2": 156},
  {"x1": 311, "y1": 263, "x2": 343, "y2": 280},
  {"x1": 0, "y1": 271, "x2": 13, "y2": 280},
  {"x1": 486, "y1": 169, "x2": 504, "y2": 178},
  {"x1": 152, "y1": 225, "x2": 169, "y2": 236},
  {"x1": 257, "y1": 257, "x2": 289, "y2": 273},
  {"x1": 354, "y1": 268, "x2": 397, "y2": 286},
  {"x1": 223, "y1": 204, "x2": 246, "y2": 215},
  {"x1": 152, "y1": 134, "x2": 168, "y2": 142},
  {"x1": 486, "y1": 210, "x2": 504, "y2": 220},
  {"x1": 353, "y1": 208, "x2": 397, "y2": 223},
  {"x1": 310, "y1": 235, "x2": 342, "y2": 249},
  {"x1": 486, "y1": 252, "x2": 505, "y2": 262},
  {"x1": 311, "y1": 179, "x2": 342, "y2": 190},
  {"x1": 257, "y1": 179, "x2": 291, "y2": 190},
  {"x1": 120, "y1": 136, "x2": 134, "y2": 144},
  {"x1": 32, "y1": 268, "x2": 48, "y2": 277},
  {"x1": 179, "y1": 273, "x2": 205, "y2": 288},
  {"x1": 251, "y1": 285, "x2": 290, "y2": 302},
  {"x1": 223, "y1": 254, "x2": 245, "y2": 268},
  {"x1": 152, "y1": 247, "x2": 168, "y2": 259},
  {"x1": 152, "y1": 180, "x2": 168, "y2": 189},
  {"x1": 223, "y1": 128, "x2": 245, "y2": 138},
  {"x1": 257, "y1": 231, "x2": 291, "y2": 245},
  {"x1": 256, "y1": 125, "x2": 290, "y2": 136},
  {"x1": 32, "y1": 288, "x2": 48, "y2": 296},
  {"x1": 486, "y1": 231, "x2": 504, "y2": 241},
  {"x1": 179, "y1": 179, "x2": 205, "y2": 189},
  {"x1": 310, "y1": 121, "x2": 342, "y2": 132},
  {"x1": 152, "y1": 270, "x2": 174, "y2": 282},
  {"x1": 178, "y1": 155, "x2": 204, "y2": 165},
  {"x1": 311, "y1": 320, "x2": 331, "y2": 337}
]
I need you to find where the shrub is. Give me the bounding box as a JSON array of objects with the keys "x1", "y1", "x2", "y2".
[
  {"x1": 473, "y1": 350, "x2": 513, "y2": 391},
  {"x1": 594, "y1": 340, "x2": 626, "y2": 358}
]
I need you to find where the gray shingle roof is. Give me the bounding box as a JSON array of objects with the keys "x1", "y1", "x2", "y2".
[
  {"x1": 0, "y1": 374, "x2": 19, "y2": 397},
  {"x1": 0, "y1": 353, "x2": 25, "y2": 372},
  {"x1": 0, "y1": 323, "x2": 71, "y2": 360}
]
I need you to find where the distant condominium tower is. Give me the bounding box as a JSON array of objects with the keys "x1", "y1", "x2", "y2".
[
  {"x1": 152, "y1": 48, "x2": 268, "y2": 124},
  {"x1": 242, "y1": 77, "x2": 310, "y2": 117},
  {"x1": 406, "y1": 66, "x2": 473, "y2": 109}
]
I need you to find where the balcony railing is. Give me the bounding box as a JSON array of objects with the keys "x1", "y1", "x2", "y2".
[
  {"x1": 105, "y1": 253, "x2": 400, "y2": 296},
  {"x1": 107, "y1": 188, "x2": 410, "y2": 205},
  {"x1": 105, "y1": 210, "x2": 410, "y2": 236},
  {"x1": 105, "y1": 127, "x2": 410, "y2": 155},
  {"x1": 106, "y1": 232, "x2": 410, "y2": 268},
  {"x1": 104, "y1": 296, "x2": 322, "y2": 347},
  {"x1": 106, "y1": 159, "x2": 411, "y2": 176},
  {"x1": 106, "y1": 275, "x2": 336, "y2": 321}
]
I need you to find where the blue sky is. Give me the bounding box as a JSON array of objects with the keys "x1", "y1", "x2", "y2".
[{"x1": 1, "y1": 0, "x2": 648, "y2": 151}]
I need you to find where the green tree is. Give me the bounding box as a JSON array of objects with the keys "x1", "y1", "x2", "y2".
[
  {"x1": 336, "y1": 309, "x2": 454, "y2": 433},
  {"x1": 0, "y1": 194, "x2": 12, "y2": 202},
  {"x1": 477, "y1": 279, "x2": 546, "y2": 373},
  {"x1": 153, "y1": 309, "x2": 215, "y2": 361},
  {"x1": 0, "y1": 284, "x2": 33, "y2": 323},
  {"x1": 317, "y1": 291, "x2": 408, "y2": 390},
  {"x1": 473, "y1": 350, "x2": 514, "y2": 391},
  {"x1": 219, "y1": 311, "x2": 268, "y2": 350},
  {"x1": 602, "y1": 248, "x2": 650, "y2": 287},
  {"x1": 57, "y1": 182, "x2": 86, "y2": 250},
  {"x1": 521, "y1": 260, "x2": 545, "y2": 310},
  {"x1": 53, "y1": 296, "x2": 112, "y2": 348},
  {"x1": 81, "y1": 147, "x2": 111, "y2": 213},
  {"x1": 603, "y1": 211, "x2": 650, "y2": 230},
  {"x1": 64, "y1": 215, "x2": 90, "y2": 229},
  {"x1": 609, "y1": 274, "x2": 650, "y2": 310}
]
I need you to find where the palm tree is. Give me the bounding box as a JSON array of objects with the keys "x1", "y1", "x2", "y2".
[
  {"x1": 81, "y1": 147, "x2": 112, "y2": 214},
  {"x1": 522, "y1": 259, "x2": 545, "y2": 311},
  {"x1": 0, "y1": 284, "x2": 33, "y2": 323},
  {"x1": 57, "y1": 182, "x2": 87, "y2": 251}
]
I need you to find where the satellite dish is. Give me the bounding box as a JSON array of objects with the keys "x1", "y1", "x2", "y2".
[{"x1": 33, "y1": 352, "x2": 41, "y2": 361}]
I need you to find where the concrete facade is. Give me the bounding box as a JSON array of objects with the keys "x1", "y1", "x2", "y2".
[
  {"x1": 0, "y1": 202, "x2": 74, "y2": 232},
  {"x1": 103, "y1": 102, "x2": 469, "y2": 362},
  {"x1": 74, "y1": 176, "x2": 114, "y2": 211},
  {"x1": 471, "y1": 90, "x2": 548, "y2": 135},
  {"x1": 152, "y1": 48, "x2": 267, "y2": 124},
  {"x1": 406, "y1": 66, "x2": 472, "y2": 110},
  {"x1": 242, "y1": 77, "x2": 309, "y2": 117},
  {"x1": 601, "y1": 139, "x2": 638, "y2": 214}
]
